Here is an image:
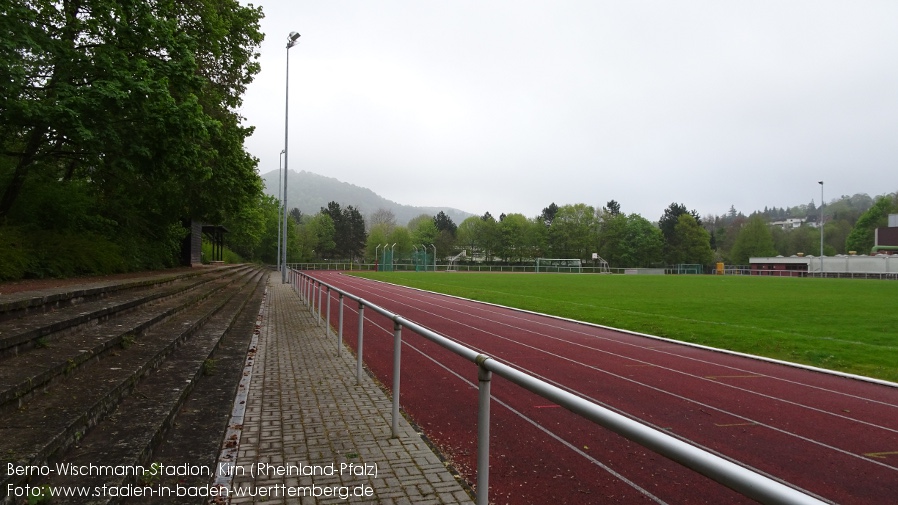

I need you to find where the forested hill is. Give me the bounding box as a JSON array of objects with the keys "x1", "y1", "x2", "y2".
[{"x1": 261, "y1": 169, "x2": 472, "y2": 226}]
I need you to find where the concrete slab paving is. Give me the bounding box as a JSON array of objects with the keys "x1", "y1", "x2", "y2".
[{"x1": 219, "y1": 274, "x2": 474, "y2": 504}]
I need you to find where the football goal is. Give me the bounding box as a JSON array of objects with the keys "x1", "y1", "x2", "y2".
[{"x1": 535, "y1": 258, "x2": 582, "y2": 273}]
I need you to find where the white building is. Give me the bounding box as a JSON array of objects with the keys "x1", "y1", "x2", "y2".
[{"x1": 769, "y1": 218, "x2": 806, "y2": 229}]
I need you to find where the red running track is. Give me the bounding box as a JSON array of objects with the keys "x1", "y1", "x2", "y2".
[{"x1": 305, "y1": 272, "x2": 898, "y2": 504}]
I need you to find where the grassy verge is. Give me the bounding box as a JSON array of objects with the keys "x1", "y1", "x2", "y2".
[{"x1": 349, "y1": 272, "x2": 898, "y2": 383}]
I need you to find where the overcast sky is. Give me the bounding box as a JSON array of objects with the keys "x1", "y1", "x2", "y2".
[{"x1": 239, "y1": 1, "x2": 898, "y2": 221}]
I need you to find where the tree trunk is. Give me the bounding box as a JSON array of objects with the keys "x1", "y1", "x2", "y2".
[{"x1": 0, "y1": 127, "x2": 47, "y2": 218}]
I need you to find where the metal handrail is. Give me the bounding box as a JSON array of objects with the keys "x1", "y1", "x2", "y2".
[{"x1": 289, "y1": 269, "x2": 826, "y2": 505}]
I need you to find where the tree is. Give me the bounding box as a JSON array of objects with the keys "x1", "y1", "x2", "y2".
[
  {"x1": 320, "y1": 202, "x2": 366, "y2": 261},
  {"x1": 477, "y1": 214, "x2": 501, "y2": 261},
  {"x1": 846, "y1": 195, "x2": 898, "y2": 253},
  {"x1": 659, "y1": 203, "x2": 703, "y2": 264},
  {"x1": 224, "y1": 194, "x2": 277, "y2": 263},
  {"x1": 342, "y1": 205, "x2": 367, "y2": 262},
  {"x1": 369, "y1": 208, "x2": 397, "y2": 234},
  {"x1": 306, "y1": 213, "x2": 336, "y2": 259},
  {"x1": 664, "y1": 214, "x2": 713, "y2": 265},
  {"x1": 410, "y1": 217, "x2": 439, "y2": 248},
  {"x1": 456, "y1": 216, "x2": 481, "y2": 254},
  {"x1": 388, "y1": 226, "x2": 413, "y2": 258},
  {"x1": 0, "y1": 0, "x2": 264, "y2": 273},
  {"x1": 497, "y1": 213, "x2": 530, "y2": 262},
  {"x1": 547, "y1": 203, "x2": 597, "y2": 260},
  {"x1": 407, "y1": 213, "x2": 438, "y2": 246},
  {"x1": 599, "y1": 214, "x2": 664, "y2": 268},
  {"x1": 730, "y1": 215, "x2": 777, "y2": 264},
  {"x1": 604, "y1": 200, "x2": 621, "y2": 216},
  {"x1": 433, "y1": 211, "x2": 457, "y2": 236},
  {"x1": 824, "y1": 219, "x2": 852, "y2": 255},
  {"x1": 775, "y1": 225, "x2": 818, "y2": 257},
  {"x1": 540, "y1": 203, "x2": 559, "y2": 227},
  {"x1": 365, "y1": 223, "x2": 391, "y2": 261},
  {"x1": 659, "y1": 203, "x2": 702, "y2": 244},
  {"x1": 2, "y1": 1, "x2": 263, "y2": 219}
]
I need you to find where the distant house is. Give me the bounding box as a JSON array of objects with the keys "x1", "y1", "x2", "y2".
[{"x1": 769, "y1": 218, "x2": 806, "y2": 229}]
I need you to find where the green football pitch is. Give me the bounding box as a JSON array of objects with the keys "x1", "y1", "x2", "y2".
[{"x1": 349, "y1": 272, "x2": 898, "y2": 383}]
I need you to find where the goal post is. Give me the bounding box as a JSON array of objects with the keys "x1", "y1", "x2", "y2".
[{"x1": 535, "y1": 258, "x2": 582, "y2": 273}]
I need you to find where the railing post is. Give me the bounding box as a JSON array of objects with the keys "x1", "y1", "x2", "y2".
[
  {"x1": 317, "y1": 283, "x2": 323, "y2": 326},
  {"x1": 325, "y1": 286, "x2": 331, "y2": 336},
  {"x1": 476, "y1": 356, "x2": 492, "y2": 505},
  {"x1": 305, "y1": 279, "x2": 310, "y2": 309},
  {"x1": 338, "y1": 293, "x2": 344, "y2": 355},
  {"x1": 356, "y1": 303, "x2": 365, "y2": 385},
  {"x1": 392, "y1": 320, "x2": 402, "y2": 438}
]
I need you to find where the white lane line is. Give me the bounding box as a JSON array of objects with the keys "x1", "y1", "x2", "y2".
[
  {"x1": 342, "y1": 275, "x2": 898, "y2": 414},
  {"x1": 316, "y1": 273, "x2": 898, "y2": 472},
  {"x1": 350, "y1": 309, "x2": 670, "y2": 505}
]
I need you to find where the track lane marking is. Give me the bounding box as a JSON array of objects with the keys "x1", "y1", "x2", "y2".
[
  {"x1": 864, "y1": 451, "x2": 898, "y2": 459},
  {"x1": 342, "y1": 274, "x2": 898, "y2": 410},
  {"x1": 342, "y1": 276, "x2": 898, "y2": 438},
  {"x1": 337, "y1": 275, "x2": 898, "y2": 432},
  {"x1": 316, "y1": 273, "x2": 898, "y2": 475},
  {"x1": 349, "y1": 304, "x2": 669, "y2": 504}
]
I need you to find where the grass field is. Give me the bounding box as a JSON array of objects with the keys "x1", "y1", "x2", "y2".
[{"x1": 349, "y1": 272, "x2": 898, "y2": 383}]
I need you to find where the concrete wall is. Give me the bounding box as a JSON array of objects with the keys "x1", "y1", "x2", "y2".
[
  {"x1": 751, "y1": 255, "x2": 897, "y2": 274},
  {"x1": 811, "y1": 255, "x2": 896, "y2": 274}
]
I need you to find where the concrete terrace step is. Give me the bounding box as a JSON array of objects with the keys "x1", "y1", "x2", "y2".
[
  {"x1": 0, "y1": 267, "x2": 265, "y2": 501},
  {"x1": 41, "y1": 270, "x2": 267, "y2": 504},
  {"x1": 0, "y1": 268, "x2": 225, "y2": 323},
  {"x1": 0, "y1": 266, "x2": 253, "y2": 410},
  {"x1": 0, "y1": 265, "x2": 249, "y2": 356}
]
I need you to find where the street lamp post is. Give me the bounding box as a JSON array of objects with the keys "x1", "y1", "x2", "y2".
[
  {"x1": 819, "y1": 181, "x2": 824, "y2": 275},
  {"x1": 282, "y1": 31, "x2": 301, "y2": 283},
  {"x1": 277, "y1": 149, "x2": 285, "y2": 274}
]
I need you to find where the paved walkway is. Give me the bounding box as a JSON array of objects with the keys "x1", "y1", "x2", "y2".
[{"x1": 223, "y1": 273, "x2": 474, "y2": 504}]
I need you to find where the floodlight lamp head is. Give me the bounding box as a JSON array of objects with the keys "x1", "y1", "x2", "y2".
[{"x1": 287, "y1": 31, "x2": 301, "y2": 48}]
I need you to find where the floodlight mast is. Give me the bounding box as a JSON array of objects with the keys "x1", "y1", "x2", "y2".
[
  {"x1": 282, "y1": 31, "x2": 300, "y2": 283},
  {"x1": 277, "y1": 149, "x2": 285, "y2": 275},
  {"x1": 819, "y1": 181, "x2": 824, "y2": 275}
]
